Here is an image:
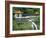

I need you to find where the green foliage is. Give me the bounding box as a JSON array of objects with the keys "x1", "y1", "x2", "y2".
[
  {"x1": 37, "y1": 16, "x2": 40, "y2": 30},
  {"x1": 13, "y1": 16, "x2": 40, "y2": 30},
  {"x1": 13, "y1": 19, "x2": 33, "y2": 30},
  {"x1": 13, "y1": 7, "x2": 40, "y2": 14}
]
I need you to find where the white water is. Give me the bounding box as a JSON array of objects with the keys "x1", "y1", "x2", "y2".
[
  {"x1": 28, "y1": 19, "x2": 38, "y2": 30},
  {"x1": 14, "y1": 14, "x2": 38, "y2": 30}
]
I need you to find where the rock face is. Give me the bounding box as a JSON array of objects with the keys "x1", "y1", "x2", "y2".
[{"x1": 16, "y1": 18, "x2": 28, "y2": 23}]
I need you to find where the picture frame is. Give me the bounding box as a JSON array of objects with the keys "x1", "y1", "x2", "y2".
[{"x1": 5, "y1": 1, "x2": 45, "y2": 37}]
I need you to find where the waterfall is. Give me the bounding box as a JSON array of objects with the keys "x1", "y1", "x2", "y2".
[{"x1": 27, "y1": 19, "x2": 38, "y2": 30}]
